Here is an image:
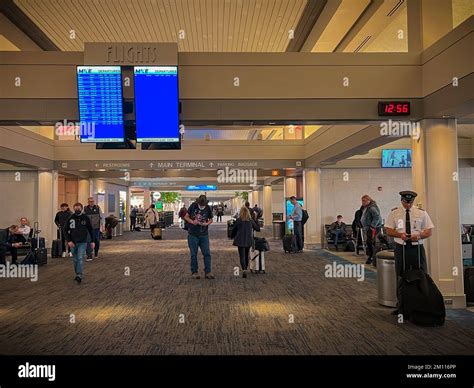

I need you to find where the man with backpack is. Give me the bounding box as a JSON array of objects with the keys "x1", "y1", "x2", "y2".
[
  {"x1": 84, "y1": 197, "x2": 104, "y2": 262},
  {"x1": 183, "y1": 195, "x2": 214, "y2": 279},
  {"x1": 288, "y1": 196, "x2": 304, "y2": 253},
  {"x1": 54, "y1": 203, "x2": 72, "y2": 257}
]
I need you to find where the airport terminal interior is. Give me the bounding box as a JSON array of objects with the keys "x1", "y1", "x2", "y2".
[{"x1": 0, "y1": 0, "x2": 473, "y2": 358}]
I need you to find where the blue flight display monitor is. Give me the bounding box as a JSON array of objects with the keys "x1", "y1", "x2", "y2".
[
  {"x1": 186, "y1": 185, "x2": 217, "y2": 191},
  {"x1": 134, "y1": 66, "x2": 180, "y2": 143},
  {"x1": 76, "y1": 66, "x2": 125, "y2": 143}
]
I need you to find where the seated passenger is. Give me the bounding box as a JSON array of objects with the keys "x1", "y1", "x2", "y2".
[
  {"x1": 7, "y1": 225, "x2": 27, "y2": 264},
  {"x1": 231, "y1": 206, "x2": 260, "y2": 278},
  {"x1": 17, "y1": 217, "x2": 31, "y2": 241},
  {"x1": 329, "y1": 215, "x2": 347, "y2": 251}
]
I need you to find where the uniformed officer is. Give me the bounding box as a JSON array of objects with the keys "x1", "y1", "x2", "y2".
[{"x1": 385, "y1": 191, "x2": 435, "y2": 314}]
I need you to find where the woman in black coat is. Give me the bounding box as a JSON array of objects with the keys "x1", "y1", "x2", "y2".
[{"x1": 231, "y1": 206, "x2": 260, "y2": 278}]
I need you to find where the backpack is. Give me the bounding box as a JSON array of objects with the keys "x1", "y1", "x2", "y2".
[{"x1": 302, "y1": 209, "x2": 309, "y2": 225}]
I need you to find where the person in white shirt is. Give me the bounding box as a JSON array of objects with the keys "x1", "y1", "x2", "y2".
[
  {"x1": 17, "y1": 217, "x2": 31, "y2": 240},
  {"x1": 145, "y1": 204, "x2": 160, "y2": 237},
  {"x1": 385, "y1": 191, "x2": 435, "y2": 315}
]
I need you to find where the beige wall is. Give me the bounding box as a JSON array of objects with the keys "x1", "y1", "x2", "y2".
[
  {"x1": 271, "y1": 188, "x2": 284, "y2": 216},
  {"x1": 91, "y1": 180, "x2": 128, "y2": 218},
  {"x1": 320, "y1": 168, "x2": 413, "y2": 225},
  {"x1": 58, "y1": 176, "x2": 78, "y2": 207},
  {"x1": 0, "y1": 170, "x2": 38, "y2": 226},
  {"x1": 459, "y1": 167, "x2": 474, "y2": 224}
]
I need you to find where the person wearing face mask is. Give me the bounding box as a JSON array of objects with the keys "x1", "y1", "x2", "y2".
[
  {"x1": 183, "y1": 195, "x2": 215, "y2": 279},
  {"x1": 64, "y1": 203, "x2": 94, "y2": 284}
]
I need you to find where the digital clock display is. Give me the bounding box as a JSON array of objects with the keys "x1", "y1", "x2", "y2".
[{"x1": 378, "y1": 101, "x2": 410, "y2": 116}]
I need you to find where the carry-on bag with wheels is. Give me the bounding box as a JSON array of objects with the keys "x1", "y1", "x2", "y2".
[
  {"x1": 227, "y1": 219, "x2": 235, "y2": 239},
  {"x1": 250, "y1": 250, "x2": 265, "y2": 273},
  {"x1": 400, "y1": 243, "x2": 445, "y2": 326},
  {"x1": 51, "y1": 228, "x2": 63, "y2": 258},
  {"x1": 152, "y1": 227, "x2": 162, "y2": 240},
  {"x1": 33, "y1": 222, "x2": 47, "y2": 266}
]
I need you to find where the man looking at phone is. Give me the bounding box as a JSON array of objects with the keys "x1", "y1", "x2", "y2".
[
  {"x1": 183, "y1": 195, "x2": 215, "y2": 279},
  {"x1": 385, "y1": 191, "x2": 434, "y2": 315}
]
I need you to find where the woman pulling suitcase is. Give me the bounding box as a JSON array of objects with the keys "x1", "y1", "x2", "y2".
[{"x1": 231, "y1": 206, "x2": 260, "y2": 278}]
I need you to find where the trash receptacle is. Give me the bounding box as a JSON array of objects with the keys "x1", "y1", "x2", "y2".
[
  {"x1": 377, "y1": 250, "x2": 397, "y2": 307},
  {"x1": 117, "y1": 221, "x2": 123, "y2": 236},
  {"x1": 272, "y1": 221, "x2": 285, "y2": 240},
  {"x1": 112, "y1": 225, "x2": 117, "y2": 237}
]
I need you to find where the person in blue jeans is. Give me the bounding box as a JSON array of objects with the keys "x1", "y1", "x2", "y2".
[
  {"x1": 64, "y1": 202, "x2": 94, "y2": 284},
  {"x1": 183, "y1": 195, "x2": 214, "y2": 279},
  {"x1": 84, "y1": 197, "x2": 104, "y2": 261},
  {"x1": 329, "y1": 215, "x2": 347, "y2": 251}
]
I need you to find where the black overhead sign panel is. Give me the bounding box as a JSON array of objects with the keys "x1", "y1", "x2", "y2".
[{"x1": 56, "y1": 160, "x2": 304, "y2": 170}]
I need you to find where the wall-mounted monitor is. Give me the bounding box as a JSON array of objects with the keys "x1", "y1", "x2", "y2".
[
  {"x1": 134, "y1": 66, "x2": 180, "y2": 148},
  {"x1": 381, "y1": 149, "x2": 412, "y2": 168},
  {"x1": 77, "y1": 66, "x2": 125, "y2": 143}
]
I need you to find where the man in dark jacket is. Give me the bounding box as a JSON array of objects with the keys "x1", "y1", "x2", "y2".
[
  {"x1": 328, "y1": 215, "x2": 346, "y2": 251},
  {"x1": 84, "y1": 197, "x2": 104, "y2": 261},
  {"x1": 361, "y1": 195, "x2": 383, "y2": 266},
  {"x1": 64, "y1": 202, "x2": 94, "y2": 284},
  {"x1": 54, "y1": 203, "x2": 72, "y2": 257}
]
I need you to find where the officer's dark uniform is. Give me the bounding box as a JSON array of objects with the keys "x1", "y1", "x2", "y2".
[{"x1": 385, "y1": 191, "x2": 435, "y2": 311}]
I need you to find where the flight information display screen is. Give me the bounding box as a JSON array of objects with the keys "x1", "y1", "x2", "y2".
[
  {"x1": 134, "y1": 66, "x2": 179, "y2": 143},
  {"x1": 77, "y1": 66, "x2": 124, "y2": 143}
]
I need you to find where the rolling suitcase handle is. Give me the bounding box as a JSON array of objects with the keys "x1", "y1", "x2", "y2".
[{"x1": 402, "y1": 238, "x2": 422, "y2": 272}]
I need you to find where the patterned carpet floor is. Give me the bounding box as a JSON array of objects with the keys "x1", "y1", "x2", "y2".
[{"x1": 0, "y1": 223, "x2": 473, "y2": 355}]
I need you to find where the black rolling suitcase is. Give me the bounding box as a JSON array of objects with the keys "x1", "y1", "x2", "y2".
[
  {"x1": 23, "y1": 223, "x2": 47, "y2": 266},
  {"x1": 33, "y1": 222, "x2": 47, "y2": 266},
  {"x1": 51, "y1": 228, "x2": 63, "y2": 258},
  {"x1": 400, "y1": 244, "x2": 445, "y2": 326},
  {"x1": 227, "y1": 219, "x2": 235, "y2": 239},
  {"x1": 283, "y1": 234, "x2": 297, "y2": 253}
]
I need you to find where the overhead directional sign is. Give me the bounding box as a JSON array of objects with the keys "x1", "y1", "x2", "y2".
[
  {"x1": 185, "y1": 185, "x2": 217, "y2": 191},
  {"x1": 56, "y1": 160, "x2": 304, "y2": 170}
]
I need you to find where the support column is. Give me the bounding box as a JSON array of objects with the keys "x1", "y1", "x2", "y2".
[
  {"x1": 37, "y1": 171, "x2": 58, "y2": 246},
  {"x1": 263, "y1": 184, "x2": 272, "y2": 226},
  {"x1": 143, "y1": 189, "x2": 151, "y2": 209},
  {"x1": 303, "y1": 168, "x2": 322, "y2": 249},
  {"x1": 252, "y1": 190, "x2": 259, "y2": 206},
  {"x1": 284, "y1": 177, "x2": 297, "y2": 198},
  {"x1": 412, "y1": 119, "x2": 465, "y2": 308},
  {"x1": 78, "y1": 179, "x2": 90, "y2": 205}
]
